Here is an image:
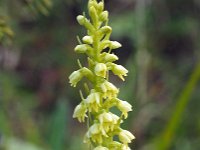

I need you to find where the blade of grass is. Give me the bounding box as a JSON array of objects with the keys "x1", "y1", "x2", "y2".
[
  {"x1": 48, "y1": 99, "x2": 68, "y2": 150},
  {"x1": 157, "y1": 62, "x2": 200, "y2": 150}
]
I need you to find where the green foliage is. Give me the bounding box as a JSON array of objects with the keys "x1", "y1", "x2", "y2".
[
  {"x1": 0, "y1": 17, "x2": 14, "y2": 45},
  {"x1": 26, "y1": 0, "x2": 52, "y2": 16},
  {"x1": 48, "y1": 100, "x2": 68, "y2": 150},
  {"x1": 157, "y1": 62, "x2": 200, "y2": 150}
]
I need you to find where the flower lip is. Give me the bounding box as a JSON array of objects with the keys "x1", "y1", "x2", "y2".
[{"x1": 95, "y1": 63, "x2": 107, "y2": 78}]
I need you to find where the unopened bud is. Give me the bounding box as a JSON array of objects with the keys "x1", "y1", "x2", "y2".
[
  {"x1": 88, "y1": 0, "x2": 98, "y2": 10},
  {"x1": 89, "y1": 6, "x2": 98, "y2": 26},
  {"x1": 100, "y1": 26, "x2": 112, "y2": 34},
  {"x1": 82, "y1": 36, "x2": 93, "y2": 44},
  {"x1": 77, "y1": 15, "x2": 94, "y2": 31},
  {"x1": 74, "y1": 44, "x2": 88, "y2": 53},
  {"x1": 110, "y1": 41, "x2": 122, "y2": 49},
  {"x1": 77, "y1": 15, "x2": 85, "y2": 25},
  {"x1": 97, "y1": 2, "x2": 104, "y2": 12},
  {"x1": 104, "y1": 53, "x2": 119, "y2": 62},
  {"x1": 100, "y1": 11, "x2": 109, "y2": 21}
]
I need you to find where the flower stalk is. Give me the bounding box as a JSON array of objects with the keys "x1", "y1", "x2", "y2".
[{"x1": 69, "y1": 0, "x2": 135, "y2": 149}]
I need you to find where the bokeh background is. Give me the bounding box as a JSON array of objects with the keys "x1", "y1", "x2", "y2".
[{"x1": 0, "y1": 0, "x2": 200, "y2": 150}]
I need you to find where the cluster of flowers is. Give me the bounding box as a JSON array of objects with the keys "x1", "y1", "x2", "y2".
[{"x1": 69, "y1": 0, "x2": 135, "y2": 149}]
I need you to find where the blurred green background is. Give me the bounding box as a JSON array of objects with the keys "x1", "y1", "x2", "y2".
[{"x1": 0, "y1": 0, "x2": 200, "y2": 150}]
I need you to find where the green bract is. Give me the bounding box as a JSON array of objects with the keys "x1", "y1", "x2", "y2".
[{"x1": 69, "y1": 0, "x2": 135, "y2": 149}]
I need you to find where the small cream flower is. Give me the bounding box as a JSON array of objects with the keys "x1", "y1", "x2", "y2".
[
  {"x1": 86, "y1": 123, "x2": 107, "y2": 144},
  {"x1": 100, "y1": 81, "x2": 119, "y2": 99},
  {"x1": 95, "y1": 63, "x2": 107, "y2": 78},
  {"x1": 93, "y1": 146, "x2": 109, "y2": 150},
  {"x1": 69, "y1": 70, "x2": 82, "y2": 87},
  {"x1": 69, "y1": 67, "x2": 94, "y2": 87},
  {"x1": 121, "y1": 144, "x2": 131, "y2": 150},
  {"x1": 117, "y1": 99, "x2": 132, "y2": 119},
  {"x1": 73, "y1": 103, "x2": 87, "y2": 122},
  {"x1": 84, "y1": 91, "x2": 101, "y2": 112},
  {"x1": 111, "y1": 64, "x2": 128, "y2": 81},
  {"x1": 109, "y1": 141, "x2": 123, "y2": 149},
  {"x1": 98, "y1": 112, "x2": 119, "y2": 132},
  {"x1": 98, "y1": 112, "x2": 113, "y2": 123},
  {"x1": 119, "y1": 129, "x2": 135, "y2": 144}
]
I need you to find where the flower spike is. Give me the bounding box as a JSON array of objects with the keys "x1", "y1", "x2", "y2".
[{"x1": 69, "y1": 0, "x2": 135, "y2": 149}]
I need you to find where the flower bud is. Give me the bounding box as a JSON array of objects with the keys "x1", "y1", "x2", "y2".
[
  {"x1": 100, "y1": 11, "x2": 108, "y2": 21},
  {"x1": 119, "y1": 129, "x2": 135, "y2": 144},
  {"x1": 95, "y1": 63, "x2": 107, "y2": 78},
  {"x1": 74, "y1": 44, "x2": 88, "y2": 53},
  {"x1": 89, "y1": 6, "x2": 98, "y2": 26},
  {"x1": 104, "y1": 53, "x2": 118, "y2": 62},
  {"x1": 100, "y1": 40, "x2": 110, "y2": 50},
  {"x1": 97, "y1": 1, "x2": 104, "y2": 12},
  {"x1": 77, "y1": 15, "x2": 85, "y2": 25},
  {"x1": 77, "y1": 15, "x2": 94, "y2": 31},
  {"x1": 88, "y1": 0, "x2": 98, "y2": 10},
  {"x1": 73, "y1": 103, "x2": 87, "y2": 122},
  {"x1": 69, "y1": 70, "x2": 82, "y2": 87},
  {"x1": 100, "y1": 26, "x2": 112, "y2": 34},
  {"x1": 82, "y1": 36, "x2": 93, "y2": 44},
  {"x1": 110, "y1": 41, "x2": 122, "y2": 49}
]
